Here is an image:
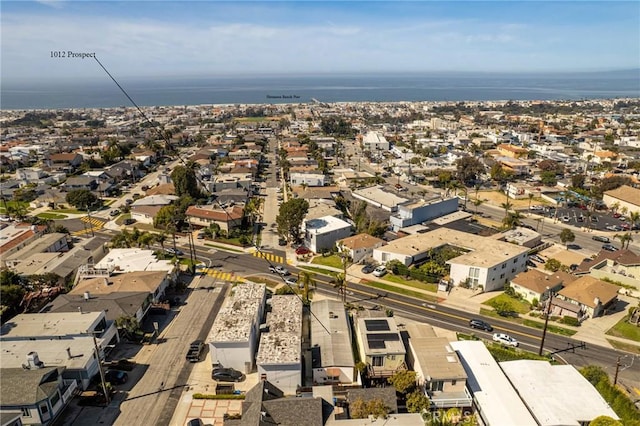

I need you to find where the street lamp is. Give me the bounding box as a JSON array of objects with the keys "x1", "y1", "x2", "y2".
[{"x1": 538, "y1": 286, "x2": 554, "y2": 356}]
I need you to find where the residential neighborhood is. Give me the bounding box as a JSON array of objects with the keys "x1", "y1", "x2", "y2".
[{"x1": 1, "y1": 98, "x2": 640, "y2": 425}]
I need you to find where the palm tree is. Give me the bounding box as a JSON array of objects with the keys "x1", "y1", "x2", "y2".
[
  {"x1": 621, "y1": 233, "x2": 633, "y2": 249},
  {"x1": 298, "y1": 271, "x2": 316, "y2": 302},
  {"x1": 500, "y1": 201, "x2": 513, "y2": 222},
  {"x1": 333, "y1": 272, "x2": 347, "y2": 303},
  {"x1": 155, "y1": 233, "x2": 167, "y2": 251},
  {"x1": 473, "y1": 199, "x2": 484, "y2": 216},
  {"x1": 503, "y1": 211, "x2": 523, "y2": 229},
  {"x1": 528, "y1": 193, "x2": 535, "y2": 213},
  {"x1": 138, "y1": 232, "x2": 154, "y2": 249},
  {"x1": 629, "y1": 212, "x2": 640, "y2": 232},
  {"x1": 611, "y1": 202, "x2": 620, "y2": 215}
]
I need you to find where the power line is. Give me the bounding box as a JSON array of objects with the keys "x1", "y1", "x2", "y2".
[{"x1": 93, "y1": 56, "x2": 331, "y2": 335}]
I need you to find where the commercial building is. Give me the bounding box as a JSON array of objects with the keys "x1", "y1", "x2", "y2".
[
  {"x1": 492, "y1": 226, "x2": 541, "y2": 248},
  {"x1": 304, "y1": 215, "x2": 352, "y2": 254},
  {"x1": 310, "y1": 300, "x2": 355, "y2": 385},
  {"x1": 449, "y1": 341, "x2": 537, "y2": 426},
  {"x1": 389, "y1": 196, "x2": 459, "y2": 231},
  {"x1": 208, "y1": 283, "x2": 266, "y2": 373},
  {"x1": 256, "y1": 296, "x2": 303, "y2": 395},
  {"x1": 500, "y1": 360, "x2": 619, "y2": 425},
  {"x1": 351, "y1": 186, "x2": 408, "y2": 212},
  {"x1": 361, "y1": 131, "x2": 389, "y2": 151},
  {"x1": 289, "y1": 171, "x2": 328, "y2": 187},
  {"x1": 602, "y1": 185, "x2": 640, "y2": 215}
]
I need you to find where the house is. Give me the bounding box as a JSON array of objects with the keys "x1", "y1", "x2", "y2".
[
  {"x1": 62, "y1": 176, "x2": 97, "y2": 192},
  {"x1": 602, "y1": 185, "x2": 640, "y2": 215},
  {"x1": 0, "y1": 367, "x2": 78, "y2": 426},
  {"x1": 3, "y1": 233, "x2": 70, "y2": 267},
  {"x1": 256, "y1": 296, "x2": 303, "y2": 395},
  {"x1": 310, "y1": 300, "x2": 355, "y2": 385},
  {"x1": 354, "y1": 316, "x2": 406, "y2": 379},
  {"x1": 305, "y1": 199, "x2": 344, "y2": 221},
  {"x1": 574, "y1": 249, "x2": 640, "y2": 291},
  {"x1": 495, "y1": 157, "x2": 529, "y2": 175},
  {"x1": 449, "y1": 341, "x2": 538, "y2": 426},
  {"x1": 71, "y1": 270, "x2": 171, "y2": 305},
  {"x1": 373, "y1": 228, "x2": 529, "y2": 292},
  {"x1": 304, "y1": 216, "x2": 352, "y2": 254},
  {"x1": 500, "y1": 360, "x2": 619, "y2": 425},
  {"x1": 497, "y1": 143, "x2": 529, "y2": 159},
  {"x1": 509, "y1": 269, "x2": 572, "y2": 304},
  {"x1": 130, "y1": 195, "x2": 178, "y2": 225},
  {"x1": 47, "y1": 153, "x2": 83, "y2": 170},
  {"x1": 186, "y1": 205, "x2": 244, "y2": 232},
  {"x1": 389, "y1": 196, "x2": 459, "y2": 232},
  {"x1": 45, "y1": 291, "x2": 151, "y2": 324},
  {"x1": 361, "y1": 131, "x2": 389, "y2": 151},
  {"x1": 289, "y1": 171, "x2": 328, "y2": 187},
  {"x1": 336, "y1": 233, "x2": 384, "y2": 264},
  {"x1": 15, "y1": 168, "x2": 48, "y2": 184},
  {"x1": 0, "y1": 223, "x2": 45, "y2": 258},
  {"x1": 557, "y1": 276, "x2": 620, "y2": 319},
  {"x1": 208, "y1": 283, "x2": 266, "y2": 373},
  {"x1": 405, "y1": 324, "x2": 472, "y2": 409}
]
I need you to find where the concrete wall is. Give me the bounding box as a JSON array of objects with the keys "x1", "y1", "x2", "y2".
[
  {"x1": 257, "y1": 363, "x2": 301, "y2": 395},
  {"x1": 449, "y1": 254, "x2": 527, "y2": 292},
  {"x1": 312, "y1": 366, "x2": 354, "y2": 385},
  {"x1": 209, "y1": 341, "x2": 254, "y2": 373}
]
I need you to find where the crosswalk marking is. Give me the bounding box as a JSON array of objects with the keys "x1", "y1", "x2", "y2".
[
  {"x1": 251, "y1": 251, "x2": 285, "y2": 264},
  {"x1": 72, "y1": 216, "x2": 107, "y2": 237},
  {"x1": 202, "y1": 269, "x2": 243, "y2": 282}
]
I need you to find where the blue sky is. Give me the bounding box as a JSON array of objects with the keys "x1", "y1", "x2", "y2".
[{"x1": 1, "y1": 1, "x2": 639, "y2": 83}]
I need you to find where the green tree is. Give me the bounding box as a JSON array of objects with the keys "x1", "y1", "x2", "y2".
[
  {"x1": 571, "y1": 174, "x2": 586, "y2": 189},
  {"x1": 503, "y1": 211, "x2": 523, "y2": 229},
  {"x1": 544, "y1": 258, "x2": 563, "y2": 272},
  {"x1": 387, "y1": 370, "x2": 417, "y2": 394},
  {"x1": 559, "y1": 228, "x2": 575, "y2": 248},
  {"x1": 589, "y1": 416, "x2": 623, "y2": 426},
  {"x1": 65, "y1": 189, "x2": 98, "y2": 210},
  {"x1": 406, "y1": 390, "x2": 430, "y2": 413},
  {"x1": 455, "y1": 156, "x2": 485, "y2": 185},
  {"x1": 1, "y1": 284, "x2": 26, "y2": 312},
  {"x1": 0, "y1": 269, "x2": 23, "y2": 286},
  {"x1": 276, "y1": 198, "x2": 309, "y2": 242},
  {"x1": 540, "y1": 171, "x2": 558, "y2": 186},
  {"x1": 349, "y1": 397, "x2": 388, "y2": 420},
  {"x1": 154, "y1": 205, "x2": 178, "y2": 230},
  {"x1": 170, "y1": 165, "x2": 200, "y2": 198},
  {"x1": 298, "y1": 270, "x2": 316, "y2": 302},
  {"x1": 492, "y1": 299, "x2": 515, "y2": 317}
]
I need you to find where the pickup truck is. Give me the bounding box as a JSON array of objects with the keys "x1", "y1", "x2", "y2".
[{"x1": 186, "y1": 340, "x2": 204, "y2": 363}]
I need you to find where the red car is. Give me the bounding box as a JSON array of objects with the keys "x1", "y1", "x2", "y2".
[
  {"x1": 613, "y1": 213, "x2": 621, "y2": 218},
  {"x1": 295, "y1": 246, "x2": 311, "y2": 255}
]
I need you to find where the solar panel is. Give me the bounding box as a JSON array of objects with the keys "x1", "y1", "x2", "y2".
[
  {"x1": 367, "y1": 333, "x2": 400, "y2": 341},
  {"x1": 365, "y1": 319, "x2": 390, "y2": 332},
  {"x1": 368, "y1": 340, "x2": 386, "y2": 349}
]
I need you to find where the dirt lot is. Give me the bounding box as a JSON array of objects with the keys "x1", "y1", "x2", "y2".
[{"x1": 474, "y1": 190, "x2": 551, "y2": 209}]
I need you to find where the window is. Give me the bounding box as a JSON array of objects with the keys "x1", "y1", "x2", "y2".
[
  {"x1": 451, "y1": 380, "x2": 457, "y2": 386},
  {"x1": 430, "y1": 381, "x2": 444, "y2": 392},
  {"x1": 50, "y1": 391, "x2": 60, "y2": 407},
  {"x1": 372, "y1": 356, "x2": 384, "y2": 367},
  {"x1": 500, "y1": 273, "x2": 505, "y2": 279},
  {"x1": 501, "y1": 263, "x2": 506, "y2": 269},
  {"x1": 468, "y1": 267, "x2": 480, "y2": 287},
  {"x1": 513, "y1": 258, "x2": 518, "y2": 264},
  {"x1": 389, "y1": 355, "x2": 395, "y2": 361},
  {"x1": 511, "y1": 268, "x2": 516, "y2": 273},
  {"x1": 21, "y1": 408, "x2": 30, "y2": 417}
]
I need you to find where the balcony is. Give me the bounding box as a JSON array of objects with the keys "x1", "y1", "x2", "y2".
[{"x1": 427, "y1": 387, "x2": 473, "y2": 409}]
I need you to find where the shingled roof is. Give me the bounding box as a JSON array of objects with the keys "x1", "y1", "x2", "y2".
[{"x1": 0, "y1": 367, "x2": 63, "y2": 406}]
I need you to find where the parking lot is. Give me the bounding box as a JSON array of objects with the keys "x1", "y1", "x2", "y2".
[{"x1": 524, "y1": 206, "x2": 634, "y2": 232}]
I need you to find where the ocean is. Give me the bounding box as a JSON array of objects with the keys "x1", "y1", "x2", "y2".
[{"x1": 1, "y1": 71, "x2": 639, "y2": 110}]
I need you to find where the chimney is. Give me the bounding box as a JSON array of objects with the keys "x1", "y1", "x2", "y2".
[
  {"x1": 26, "y1": 352, "x2": 44, "y2": 369},
  {"x1": 66, "y1": 347, "x2": 72, "y2": 360},
  {"x1": 78, "y1": 306, "x2": 83, "y2": 314},
  {"x1": 83, "y1": 291, "x2": 90, "y2": 301}
]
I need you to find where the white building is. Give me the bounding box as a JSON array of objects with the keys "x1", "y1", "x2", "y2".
[
  {"x1": 290, "y1": 172, "x2": 328, "y2": 187},
  {"x1": 362, "y1": 131, "x2": 389, "y2": 151},
  {"x1": 602, "y1": 185, "x2": 640, "y2": 216},
  {"x1": 500, "y1": 360, "x2": 619, "y2": 425},
  {"x1": 351, "y1": 186, "x2": 408, "y2": 212},
  {"x1": 208, "y1": 283, "x2": 266, "y2": 373},
  {"x1": 389, "y1": 196, "x2": 459, "y2": 231},
  {"x1": 449, "y1": 341, "x2": 537, "y2": 426},
  {"x1": 256, "y1": 296, "x2": 303, "y2": 395},
  {"x1": 311, "y1": 300, "x2": 355, "y2": 385},
  {"x1": 94, "y1": 248, "x2": 176, "y2": 276},
  {"x1": 304, "y1": 215, "x2": 352, "y2": 253},
  {"x1": 373, "y1": 228, "x2": 528, "y2": 292}
]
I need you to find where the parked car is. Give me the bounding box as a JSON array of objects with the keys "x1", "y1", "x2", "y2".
[
  {"x1": 361, "y1": 264, "x2": 375, "y2": 274},
  {"x1": 104, "y1": 370, "x2": 128, "y2": 385},
  {"x1": 372, "y1": 266, "x2": 387, "y2": 277},
  {"x1": 212, "y1": 368, "x2": 246, "y2": 382},
  {"x1": 278, "y1": 238, "x2": 287, "y2": 246},
  {"x1": 123, "y1": 218, "x2": 136, "y2": 225},
  {"x1": 165, "y1": 247, "x2": 184, "y2": 256},
  {"x1": 493, "y1": 333, "x2": 518, "y2": 347},
  {"x1": 602, "y1": 244, "x2": 618, "y2": 252},
  {"x1": 109, "y1": 209, "x2": 120, "y2": 217},
  {"x1": 469, "y1": 319, "x2": 493, "y2": 332},
  {"x1": 295, "y1": 246, "x2": 311, "y2": 255},
  {"x1": 606, "y1": 225, "x2": 622, "y2": 232},
  {"x1": 592, "y1": 235, "x2": 610, "y2": 243},
  {"x1": 269, "y1": 266, "x2": 290, "y2": 276},
  {"x1": 285, "y1": 277, "x2": 298, "y2": 287},
  {"x1": 531, "y1": 255, "x2": 545, "y2": 264},
  {"x1": 186, "y1": 340, "x2": 205, "y2": 362},
  {"x1": 562, "y1": 216, "x2": 571, "y2": 222},
  {"x1": 187, "y1": 419, "x2": 204, "y2": 426}
]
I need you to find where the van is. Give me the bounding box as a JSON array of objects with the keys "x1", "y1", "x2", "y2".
[{"x1": 592, "y1": 235, "x2": 610, "y2": 243}]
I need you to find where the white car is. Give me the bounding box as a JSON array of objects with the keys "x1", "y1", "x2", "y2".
[
  {"x1": 493, "y1": 333, "x2": 518, "y2": 347},
  {"x1": 372, "y1": 266, "x2": 387, "y2": 277}
]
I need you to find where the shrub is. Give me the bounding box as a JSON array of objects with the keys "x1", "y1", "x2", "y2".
[
  {"x1": 560, "y1": 316, "x2": 580, "y2": 327},
  {"x1": 192, "y1": 393, "x2": 245, "y2": 400}
]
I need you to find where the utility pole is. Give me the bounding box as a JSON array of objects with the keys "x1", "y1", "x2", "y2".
[
  {"x1": 538, "y1": 288, "x2": 553, "y2": 356},
  {"x1": 91, "y1": 333, "x2": 110, "y2": 406},
  {"x1": 614, "y1": 356, "x2": 621, "y2": 386}
]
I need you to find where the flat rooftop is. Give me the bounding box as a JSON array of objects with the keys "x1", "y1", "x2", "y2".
[
  {"x1": 311, "y1": 299, "x2": 354, "y2": 368},
  {"x1": 500, "y1": 360, "x2": 619, "y2": 425},
  {"x1": 208, "y1": 283, "x2": 266, "y2": 343},
  {"x1": 4, "y1": 233, "x2": 67, "y2": 261},
  {"x1": 450, "y1": 341, "x2": 537, "y2": 426},
  {"x1": 352, "y1": 186, "x2": 408, "y2": 209},
  {"x1": 379, "y1": 227, "x2": 528, "y2": 266},
  {"x1": 0, "y1": 312, "x2": 103, "y2": 338},
  {"x1": 357, "y1": 317, "x2": 405, "y2": 356},
  {"x1": 304, "y1": 215, "x2": 351, "y2": 235},
  {"x1": 94, "y1": 248, "x2": 174, "y2": 273},
  {"x1": 1, "y1": 338, "x2": 95, "y2": 371},
  {"x1": 256, "y1": 296, "x2": 302, "y2": 365},
  {"x1": 410, "y1": 337, "x2": 467, "y2": 381}
]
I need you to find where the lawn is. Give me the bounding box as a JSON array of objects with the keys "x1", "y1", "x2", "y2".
[
  {"x1": 384, "y1": 274, "x2": 438, "y2": 293},
  {"x1": 606, "y1": 339, "x2": 640, "y2": 355},
  {"x1": 360, "y1": 279, "x2": 440, "y2": 302},
  {"x1": 606, "y1": 317, "x2": 640, "y2": 342},
  {"x1": 204, "y1": 243, "x2": 245, "y2": 253},
  {"x1": 0, "y1": 200, "x2": 30, "y2": 214},
  {"x1": 311, "y1": 254, "x2": 344, "y2": 269},
  {"x1": 486, "y1": 343, "x2": 555, "y2": 363},
  {"x1": 37, "y1": 212, "x2": 67, "y2": 219},
  {"x1": 479, "y1": 308, "x2": 577, "y2": 336},
  {"x1": 483, "y1": 293, "x2": 531, "y2": 314},
  {"x1": 298, "y1": 266, "x2": 339, "y2": 278},
  {"x1": 53, "y1": 208, "x2": 85, "y2": 214}
]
